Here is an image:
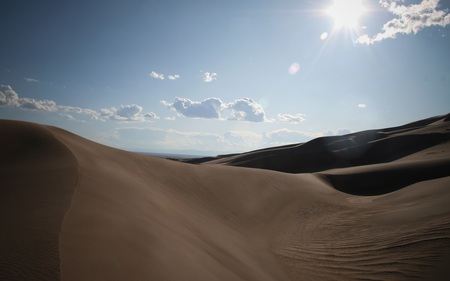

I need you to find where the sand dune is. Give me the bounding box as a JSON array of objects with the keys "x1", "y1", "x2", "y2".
[{"x1": 1, "y1": 114, "x2": 450, "y2": 280}]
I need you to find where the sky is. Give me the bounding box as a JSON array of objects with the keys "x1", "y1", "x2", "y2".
[{"x1": 1, "y1": 0, "x2": 449, "y2": 155}]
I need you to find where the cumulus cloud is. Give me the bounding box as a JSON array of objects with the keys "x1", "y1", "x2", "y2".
[
  {"x1": 162, "y1": 97, "x2": 224, "y2": 119},
  {"x1": 0, "y1": 84, "x2": 158, "y2": 123},
  {"x1": 203, "y1": 72, "x2": 217, "y2": 82},
  {"x1": 100, "y1": 105, "x2": 160, "y2": 122},
  {"x1": 162, "y1": 97, "x2": 267, "y2": 122},
  {"x1": 227, "y1": 98, "x2": 266, "y2": 122},
  {"x1": 278, "y1": 113, "x2": 306, "y2": 123},
  {"x1": 1, "y1": 84, "x2": 57, "y2": 112},
  {"x1": 357, "y1": 0, "x2": 450, "y2": 44}
]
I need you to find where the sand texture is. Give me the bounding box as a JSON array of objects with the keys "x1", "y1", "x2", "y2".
[{"x1": 1, "y1": 113, "x2": 450, "y2": 280}]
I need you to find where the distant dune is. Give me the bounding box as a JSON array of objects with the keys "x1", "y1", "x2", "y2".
[{"x1": 1, "y1": 114, "x2": 450, "y2": 280}]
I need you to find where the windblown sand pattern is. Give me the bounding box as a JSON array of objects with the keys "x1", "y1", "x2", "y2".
[{"x1": 1, "y1": 114, "x2": 449, "y2": 280}]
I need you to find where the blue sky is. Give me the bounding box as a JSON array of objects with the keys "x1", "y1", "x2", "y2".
[{"x1": 1, "y1": 0, "x2": 449, "y2": 155}]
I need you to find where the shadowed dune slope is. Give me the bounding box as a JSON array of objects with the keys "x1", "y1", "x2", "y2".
[
  {"x1": 0, "y1": 121, "x2": 78, "y2": 281},
  {"x1": 1, "y1": 115, "x2": 450, "y2": 281},
  {"x1": 200, "y1": 113, "x2": 450, "y2": 174}
]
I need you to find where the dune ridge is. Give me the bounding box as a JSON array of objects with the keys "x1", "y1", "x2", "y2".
[
  {"x1": 1, "y1": 114, "x2": 450, "y2": 280},
  {"x1": 0, "y1": 121, "x2": 78, "y2": 281}
]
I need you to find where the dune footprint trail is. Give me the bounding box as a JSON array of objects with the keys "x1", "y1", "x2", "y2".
[{"x1": 1, "y1": 113, "x2": 450, "y2": 280}]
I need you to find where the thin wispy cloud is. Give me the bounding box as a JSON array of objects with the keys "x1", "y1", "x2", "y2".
[
  {"x1": 278, "y1": 113, "x2": 306, "y2": 123},
  {"x1": 323, "y1": 128, "x2": 352, "y2": 136},
  {"x1": 357, "y1": 0, "x2": 450, "y2": 44},
  {"x1": 117, "y1": 126, "x2": 316, "y2": 152},
  {"x1": 263, "y1": 129, "x2": 318, "y2": 146},
  {"x1": 358, "y1": 103, "x2": 367, "y2": 108},
  {"x1": 24, "y1": 77, "x2": 39, "y2": 83}
]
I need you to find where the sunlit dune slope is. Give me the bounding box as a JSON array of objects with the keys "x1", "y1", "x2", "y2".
[{"x1": 1, "y1": 114, "x2": 450, "y2": 280}]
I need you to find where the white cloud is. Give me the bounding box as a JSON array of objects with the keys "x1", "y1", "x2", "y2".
[
  {"x1": 278, "y1": 113, "x2": 306, "y2": 123},
  {"x1": 144, "y1": 112, "x2": 160, "y2": 119},
  {"x1": 167, "y1": 74, "x2": 180, "y2": 80},
  {"x1": 149, "y1": 71, "x2": 165, "y2": 80},
  {"x1": 150, "y1": 71, "x2": 180, "y2": 81},
  {"x1": 162, "y1": 97, "x2": 268, "y2": 122},
  {"x1": 358, "y1": 103, "x2": 367, "y2": 108},
  {"x1": 0, "y1": 85, "x2": 20, "y2": 106},
  {"x1": 100, "y1": 105, "x2": 160, "y2": 122},
  {"x1": 203, "y1": 72, "x2": 217, "y2": 82},
  {"x1": 162, "y1": 97, "x2": 224, "y2": 119},
  {"x1": 1, "y1": 84, "x2": 57, "y2": 111},
  {"x1": 0, "y1": 84, "x2": 157, "y2": 123},
  {"x1": 357, "y1": 0, "x2": 450, "y2": 44},
  {"x1": 227, "y1": 98, "x2": 266, "y2": 122}
]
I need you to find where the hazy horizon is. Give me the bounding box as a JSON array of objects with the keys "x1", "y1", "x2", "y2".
[{"x1": 1, "y1": 0, "x2": 449, "y2": 154}]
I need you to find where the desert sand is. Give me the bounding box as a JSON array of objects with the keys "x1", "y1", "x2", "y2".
[{"x1": 1, "y1": 113, "x2": 450, "y2": 281}]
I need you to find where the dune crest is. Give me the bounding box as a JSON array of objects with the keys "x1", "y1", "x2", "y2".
[{"x1": 1, "y1": 114, "x2": 450, "y2": 280}]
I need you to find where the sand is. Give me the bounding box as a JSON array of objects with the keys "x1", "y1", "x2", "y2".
[{"x1": 1, "y1": 113, "x2": 449, "y2": 280}]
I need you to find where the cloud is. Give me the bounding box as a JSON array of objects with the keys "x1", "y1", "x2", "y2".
[
  {"x1": 0, "y1": 84, "x2": 157, "y2": 123},
  {"x1": 100, "y1": 105, "x2": 160, "y2": 122},
  {"x1": 149, "y1": 71, "x2": 165, "y2": 80},
  {"x1": 357, "y1": 0, "x2": 450, "y2": 44},
  {"x1": 227, "y1": 98, "x2": 266, "y2": 122},
  {"x1": 144, "y1": 112, "x2": 160, "y2": 119},
  {"x1": 1, "y1": 84, "x2": 57, "y2": 111},
  {"x1": 162, "y1": 97, "x2": 267, "y2": 122},
  {"x1": 117, "y1": 126, "x2": 225, "y2": 151},
  {"x1": 162, "y1": 97, "x2": 224, "y2": 119},
  {"x1": 358, "y1": 103, "x2": 367, "y2": 108},
  {"x1": 149, "y1": 71, "x2": 180, "y2": 81},
  {"x1": 324, "y1": 128, "x2": 352, "y2": 136},
  {"x1": 0, "y1": 85, "x2": 20, "y2": 106},
  {"x1": 167, "y1": 74, "x2": 180, "y2": 80},
  {"x1": 278, "y1": 113, "x2": 306, "y2": 123},
  {"x1": 24, "y1": 77, "x2": 39, "y2": 83},
  {"x1": 203, "y1": 72, "x2": 217, "y2": 82},
  {"x1": 263, "y1": 129, "x2": 318, "y2": 145}
]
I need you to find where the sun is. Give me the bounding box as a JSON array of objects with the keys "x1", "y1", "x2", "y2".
[{"x1": 326, "y1": 0, "x2": 366, "y2": 29}]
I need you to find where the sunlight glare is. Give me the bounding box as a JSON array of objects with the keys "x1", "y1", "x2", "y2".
[{"x1": 326, "y1": 0, "x2": 366, "y2": 29}]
